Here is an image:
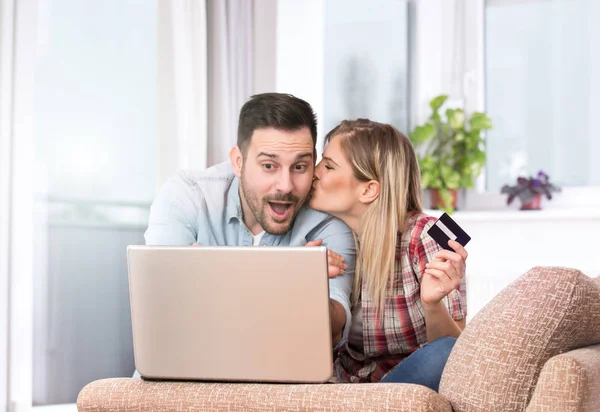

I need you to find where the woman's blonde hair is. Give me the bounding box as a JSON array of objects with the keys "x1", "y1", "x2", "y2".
[{"x1": 324, "y1": 119, "x2": 423, "y2": 313}]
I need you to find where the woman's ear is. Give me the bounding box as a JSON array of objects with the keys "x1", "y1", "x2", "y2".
[
  {"x1": 358, "y1": 180, "x2": 380, "y2": 204},
  {"x1": 229, "y1": 146, "x2": 244, "y2": 178}
]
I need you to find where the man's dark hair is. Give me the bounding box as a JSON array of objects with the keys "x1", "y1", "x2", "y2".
[{"x1": 237, "y1": 93, "x2": 318, "y2": 155}]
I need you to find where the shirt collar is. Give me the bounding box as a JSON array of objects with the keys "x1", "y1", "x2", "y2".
[{"x1": 226, "y1": 176, "x2": 243, "y2": 222}]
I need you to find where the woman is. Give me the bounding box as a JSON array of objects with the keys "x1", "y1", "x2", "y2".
[{"x1": 309, "y1": 119, "x2": 467, "y2": 391}]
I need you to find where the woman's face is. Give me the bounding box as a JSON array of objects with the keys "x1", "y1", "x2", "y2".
[{"x1": 309, "y1": 135, "x2": 363, "y2": 220}]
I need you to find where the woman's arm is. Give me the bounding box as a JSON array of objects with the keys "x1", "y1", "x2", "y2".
[
  {"x1": 420, "y1": 239, "x2": 468, "y2": 342},
  {"x1": 423, "y1": 301, "x2": 464, "y2": 342}
]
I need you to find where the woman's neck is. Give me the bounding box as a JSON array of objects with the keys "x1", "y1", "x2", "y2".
[
  {"x1": 336, "y1": 207, "x2": 367, "y2": 235},
  {"x1": 334, "y1": 205, "x2": 367, "y2": 236},
  {"x1": 343, "y1": 215, "x2": 361, "y2": 234}
]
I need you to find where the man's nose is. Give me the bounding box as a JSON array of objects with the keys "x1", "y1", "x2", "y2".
[{"x1": 275, "y1": 170, "x2": 294, "y2": 193}]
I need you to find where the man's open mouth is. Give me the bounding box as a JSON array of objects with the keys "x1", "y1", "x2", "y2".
[{"x1": 268, "y1": 202, "x2": 293, "y2": 221}]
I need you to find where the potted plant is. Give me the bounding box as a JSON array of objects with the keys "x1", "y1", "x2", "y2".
[
  {"x1": 500, "y1": 170, "x2": 561, "y2": 210},
  {"x1": 410, "y1": 95, "x2": 493, "y2": 214}
]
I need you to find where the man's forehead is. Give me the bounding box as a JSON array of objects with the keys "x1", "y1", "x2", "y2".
[{"x1": 249, "y1": 127, "x2": 314, "y2": 156}]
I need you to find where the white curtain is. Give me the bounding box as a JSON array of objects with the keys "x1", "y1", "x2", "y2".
[
  {"x1": 442, "y1": 0, "x2": 466, "y2": 100},
  {"x1": 157, "y1": 0, "x2": 254, "y2": 187},
  {"x1": 1, "y1": 0, "x2": 36, "y2": 408},
  {"x1": 157, "y1": 0, "x2": 208, "y2": 186},
  {"x1": 439, "y1": 0, "x2": 485, "y2": 114},
  {"x1": 0, "y1": 0, "x2": 16, "y2": 408},
  {"x1": 207, "y1": 0, "x2": 254, "y2": 166}
]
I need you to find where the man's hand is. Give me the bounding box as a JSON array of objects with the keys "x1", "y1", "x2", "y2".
[
  {"x1": 421, "y1": 239, "x2": 467, "y2": 307},
  {"x1": 329, "y1": 299, "x2": 346, "y2": 346},
  {"x1": 306, "y1": 238, "x2": 348, "y2": 278}
]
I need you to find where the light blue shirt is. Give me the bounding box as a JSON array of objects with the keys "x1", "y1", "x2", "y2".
[{"x1": 145, "y1": 161, "x2": 355, "y2": 346}]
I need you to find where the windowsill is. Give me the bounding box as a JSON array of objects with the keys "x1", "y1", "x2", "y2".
[
  {"x1": 424, "y1": 207, "x2": 600, "y2": 222},
  {"x1": 422, "y1": 186, "x2": 600, "y2": 222},
  {"x1": 33, "y1": 404, "x2": 77, "y2": 412}
]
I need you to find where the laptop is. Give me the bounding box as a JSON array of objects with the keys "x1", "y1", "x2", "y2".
[{"x1": 127, "y1": 245, "x2": 333, "y2": 383}]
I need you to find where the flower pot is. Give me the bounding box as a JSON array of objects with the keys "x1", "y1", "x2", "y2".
[
  {"x1": 521, "y1": 193, "x2": 542, "y2": 210},
  {"x1": 430, "y1": 189, "x2": 458, "y2": 211}
]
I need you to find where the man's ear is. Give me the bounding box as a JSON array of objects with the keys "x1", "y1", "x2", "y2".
[
  {"x1": 229, "y1": 146, "x2": 244, "y2": 178},
  {"x1": 358, "y1": 180, "x2": 380, "y2": 205}
]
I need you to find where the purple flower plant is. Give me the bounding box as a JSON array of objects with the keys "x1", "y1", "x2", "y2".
[{"x1": 501, "y1": 170, "x2": 561, "y2": 206}]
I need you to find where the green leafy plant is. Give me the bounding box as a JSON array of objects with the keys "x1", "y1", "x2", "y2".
[{"x1": 410, "y1": 95, "x2": 493, "y2": 213}]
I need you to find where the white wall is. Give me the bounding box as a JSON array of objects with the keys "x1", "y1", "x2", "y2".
[
  {"x1": 431, "y1": 209, "x2": 600, "y2": 321},
  {"x1": 590, "y1": 0, "x2": 600, "y2": 186}
]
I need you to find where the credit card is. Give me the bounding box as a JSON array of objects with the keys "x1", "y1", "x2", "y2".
[{"x1": 427, "y1": 213, "x2": 471, "y2": 251}]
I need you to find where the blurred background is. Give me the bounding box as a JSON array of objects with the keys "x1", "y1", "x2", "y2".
[{"x1": 1, "y1": 0, "x2": 599, "y2": 410}]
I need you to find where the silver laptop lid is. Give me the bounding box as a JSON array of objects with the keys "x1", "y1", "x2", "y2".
[{"x1": 127, "y1": 245, "x2": 333, "y2": 383}]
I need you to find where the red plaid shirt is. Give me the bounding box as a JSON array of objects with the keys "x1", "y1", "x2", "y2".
[{"x1": 334, "y1": 213, "x2": 467, "y2": 383}]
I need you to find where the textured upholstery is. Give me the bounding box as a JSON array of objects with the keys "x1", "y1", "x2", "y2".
[
  {"x1": 526, "y1": 344, "x2": 600, "y2": 411},
  {"x1": 77, "y1": 270, "x2": 600, "y2": 412},
  {"x1": 439, "y1": 267, "x2": 600, "y2": 412},
  {"x1": 77, "y1": 378, "x2": 452, "y2": 412}
]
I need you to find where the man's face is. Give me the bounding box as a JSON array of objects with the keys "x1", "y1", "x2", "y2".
[{"x1": 231, "y1": 127, "x2": 315, "y2": 235}]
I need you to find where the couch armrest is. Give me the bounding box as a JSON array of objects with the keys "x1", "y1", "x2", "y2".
[
  {"x1": 527, "y1": 344, "x2": 600, "y2": 412},
  {"x1": 77, "y1": 378, "x2": 451, "y2": 412}
]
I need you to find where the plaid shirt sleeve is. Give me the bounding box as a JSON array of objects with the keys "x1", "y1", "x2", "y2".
[{"x1": 410, "y1": 217, "x2": 467, "y2": 321}]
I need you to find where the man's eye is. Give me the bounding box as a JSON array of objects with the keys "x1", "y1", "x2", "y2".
[
  {"x1": 295, "y1": 164, "x2": 308, "y2": 171},
  {"x1": 263, "y1": 164, "x2": 275, "y2": 170}
]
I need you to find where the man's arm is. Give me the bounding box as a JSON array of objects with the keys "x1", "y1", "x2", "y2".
[{"x1": 307, "y1": 216, "x2": 356, "y2": 348}]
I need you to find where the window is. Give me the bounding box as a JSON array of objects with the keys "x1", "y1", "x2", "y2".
[
  {"x1": 323, "y1": 0, "x2": 409, "y2": 135},
  {"x1": 31, "y1": 0, "x2": 156, "y2": 406},
  {"x1": 485, "y1": 0, "x2": 600, "y2": 191}
]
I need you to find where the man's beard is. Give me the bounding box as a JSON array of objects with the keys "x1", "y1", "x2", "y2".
[{"x1": 239, "y1": 176, "x2": 306, "y2": 235}]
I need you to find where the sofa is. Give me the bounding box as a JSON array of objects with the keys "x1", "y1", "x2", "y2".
[{"x1": 77, "y1": 266, "x2": 600, "y2": 411}]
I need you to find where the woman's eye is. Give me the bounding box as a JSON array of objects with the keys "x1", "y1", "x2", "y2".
[{"x1": 325, "y1": 165, "x2": 333, "y2": 170}]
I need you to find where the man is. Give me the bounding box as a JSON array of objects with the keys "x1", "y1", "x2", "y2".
[{"x1": 145, "y1": 93, "x2": 355, "y2": 348}]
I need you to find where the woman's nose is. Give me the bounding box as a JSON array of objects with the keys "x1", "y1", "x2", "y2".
[{"x1": 313, "y1": 163, "x2": 322, "y2": 179}]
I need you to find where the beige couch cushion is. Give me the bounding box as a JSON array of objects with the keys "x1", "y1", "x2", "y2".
[
  {"x1": 526, "y1": 343, "x2": 600, "y2": 412},
  {"x1": 77, "y1": 378, "x2": 452, "y2": 412},
  {"x1": 439, "y1": 267, "x2": 600, "y2": 412}
]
